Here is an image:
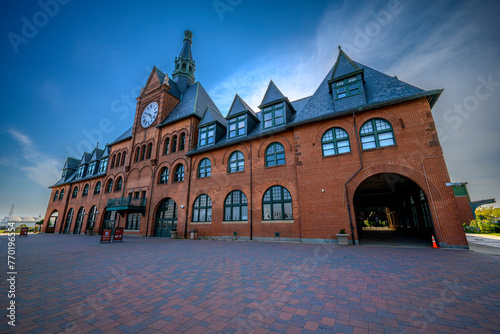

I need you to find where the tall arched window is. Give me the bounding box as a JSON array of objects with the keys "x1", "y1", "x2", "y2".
[
  {"x1": 262, "y1": 186, "x2": 293, "y2": 220},
  {"x1": 321, "y1": 128, "x2": 351, "y2": 156},
  {"x1": 140, "y1": 145, "x2": 146, "y2": 160},
  {"x1": 135, "y1": 147, "x2": 140, "y2": 162},
  {"x1": 72, "y1": 186, "x2": 78, "y2": 199},
  {"x1": 198, "y1": 158, "x2": 211, "y2": 178},
  {"x1": 53, "y1": 190, "x2": 59, "y2": 201},
  {"x1": 115, "y1": 177, "x2": 123, "y2": 191},
  {"x1": 111, "y1": 155, "x2": 116, "y2": 168},
  {"x1": 172, "y1": 136, "x2": 177, "y2": 153},
  {"x1": 265, "y1": 143, "x2": 285, "y2": 167},
  {"x1": 106, "y1": 179, "x2": 113, "y2": 193},
  {"x1": 94, "y1": 181, "x2": 101, "y2": 195},
  {"x1": 228, "y1": 151, "x2": 244, "y2": 173},
  {"x1": 117, "y1": 153, "x2": 121, "y2": 167},
  {"x1": 179, "y1": 133, "x2": 185, "y2": 151},
  {"x1": 82, "y1": 184, "x2": 89, "y2": 197},
  {"x1": 159, "y1": 167, "x2": 169, "y2": 184},
  {"x1": 87, "y1": 206, "x2": 97, "y2": 231},
  {"x1": 360, "y1": 118, "x2": 395, "y2": 149},
  {"x1": 224, "y1": 190, "x2": 248, "y2": 221},
  {"x1": 174, "y1": 164, "x2": 184, "y2": 182},
  {"x1": 59, "y1": 189, "x2": 65, "y2": 200},
  {"x1": 192, "y1": 194, "x2": 212, "y2": 222},
  {"x1": 63, "y1": 208, "x2": 74, "y2": 234},
  {"x1": 121, "y1": 152, "x2": 126, "y2": 166},
  {"x1": 74, "y1": 207, "x2": 85, "y2": 234},
  {"x1": 147, "y1": 143, "x2": 152, "y2": 159},
  {"x1": 164, "y1": 138, "x2": 170, "y2": 155}
]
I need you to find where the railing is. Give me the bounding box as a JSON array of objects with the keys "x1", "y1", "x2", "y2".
[{"x1": 107, "y1": 197, "x2": 147, "y2": 208}]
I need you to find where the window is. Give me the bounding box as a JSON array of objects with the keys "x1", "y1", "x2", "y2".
[
  {"x1": 72, "y1": 187, "x2": 78, "y2": 199},
  {"x1": 83, "y1": 184, "x2": 89, "y2": 197},
  {"x1": 115, "y1": 177, "x2": 123, "y2": 191},
  {"x1": 111, "y1": 155, "x2": 116, "y2": 168},
  {"x1": 106, "y1": 180, "x2": 113, "y2": 193},
  {"x1": 360, "y1": 119, "x2": 395, "y2": 150},
  {"x1": 262, "y1": 186, "x2": 293, "y2": 220},
  {"x1": 262, "y1": 102, "x2": 285, "y2": 129},
  {"x1": 198, "y1": 158, "x2": 211, "y2": 178},
  {"x1": 199, "y1": 125, "x2": 215, "y2": 147},
  {"x1": 63, "y1": 208, "x2": 74, "y2": 234},
  {"x1": 192, "y1": 194, "x2": 212, "y2": 222},
  {"x1": 59, "y1": 189, "x2": 65, "y2": 200},
  {"x1": 117, "y1": 153, "x2": 121, "y2": 167},
  {"x1": 321, "y1": 128, "x2": 351, "y2": 156},
  {"x1": 98, "y1": 158, "x2": 108, "y2": 173},
  {"x1": 135, "y1": 147, "x2": 140, "y2": 162},
  {"x1": 126, "y1": 212, "x2": 141, "y2": 230},
  {"x1": 76, "y1": 165, "x2": 85, "y2": 178},
  {"x1": 94, "y1": 181, "x2": 101, "y2": 195},
  {"x1": 121, "y1": 152, "x2": 126, "y2": 166},
  {"x1": 164, "y1": 138, "x2": 170, "y2": 155},
  {"x1": 87, "y1": 162, "x2": 96, "y2": 175},
  {"x1": 228, "y1": 115, "x2": 246, "y2": 139},
  {"x1": 140, "y1": 145, "x2": 146, "y2": 161},
  {"x1": 53, "y1": 190, "x2": 59, "y2": 201},
  {"x1": 224, "y1": 191, "x2": 248, "y2": 221},
  {"x1": 87, "y1": 206, "x2": 97, "y2": 230},
  {"x1": 179, "y1": 133, "x2": 185, "y2": 151},
  {"x1": 334, "y1": 75, "x2": 361, "y2": 99},
  {"x1": 62, "y1": 169, "x2": 67, "y2": 178},
  {"x1": 228, "y1": 151, "x2": 244, "y2": 173},
  {"x1": 75, "y1": 207, "x2": 85, "y2": 234},
  {"x1": 172, "y1": 136, "x2": 177, "y2": 153},
  {"x1": 159, "y1": 168, "x2": 169, "y2": 184},
  {"x1": 265, "y1": 143, "x2": 285, "y2": 167},
  {"x1": 147, "y1": 143, "x2": 152, "y2": 159},
  {"x1": 174, "y1": 165, "x2": 184, "y2": 182}
]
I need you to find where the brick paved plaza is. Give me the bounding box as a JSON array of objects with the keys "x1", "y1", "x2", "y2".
[{"x1": 1, "y1": 235, "x2": 499, "y2": 334}]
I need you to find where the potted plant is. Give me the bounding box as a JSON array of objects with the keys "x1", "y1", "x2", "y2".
[
  {"x1": 170, "y1": 229, "x2": 178, "y2": 239},
  {"x1": 336, "y1": 229, "x2": 349, "y2": 246},
  {"x1": 86, "y1": 226, "x2": 93, "y2": 236}
]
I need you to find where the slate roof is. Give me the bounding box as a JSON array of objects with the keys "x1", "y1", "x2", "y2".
[
  {"x1": 199, "y1": 106, "x2": 227, "y2": 128},
  {"x1": 332, "y1": 49, "x2": 360, "y2": 79},
  {"x1": 159, "y1": 82, "x2": 220, "y2": 127},
  {"x1": 90, "y1": 148, "x2": 104, "y2": 162},
  {"x1": 155, "y1": 67, "x2": 181, "y2": 99},
  {"x1": 79, "y1": 152, "x2": 92, "y2": 165},
  {"x1": 63, "y1": 157, "x2": 79, "y2": 170},
  {"x1": 227, "y1": 94, "x2": 258, "y2": 119},
  {"x1": 259, "y1": 80, "x2": 286, "y2": 107},
  {"x1": 179, "y1": 36, "x2": 193, "y2": 60},
  {"x1": 110, "y1": 127, "x2": 133, "y2": 145}
]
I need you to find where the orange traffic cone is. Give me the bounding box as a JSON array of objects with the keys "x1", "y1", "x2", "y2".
[{"x1": 432, "y1": 235, "x2": 439, "y2": 249}]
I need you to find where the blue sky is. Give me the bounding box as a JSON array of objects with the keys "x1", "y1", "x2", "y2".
[{"x1": 1, "y1": 0, "x2": 499, "y2": 217}]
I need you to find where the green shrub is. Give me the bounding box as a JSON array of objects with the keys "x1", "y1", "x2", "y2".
[{"x1": 469, "y1": 219, "x2": 498, "y2": 233}]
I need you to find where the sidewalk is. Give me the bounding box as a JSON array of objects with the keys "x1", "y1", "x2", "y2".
[{"x1": 466, "y1": 233, "x2": 500, "y2": 256}]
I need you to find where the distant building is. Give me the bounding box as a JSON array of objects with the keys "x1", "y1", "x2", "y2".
[
  {"x1": 1, "y1": 216, "x2": 42, "y2": 229},
  {"x1": 42, "y1": 31, "x2": 468, "y2": 248}
]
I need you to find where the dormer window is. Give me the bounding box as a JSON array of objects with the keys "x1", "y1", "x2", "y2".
[
  {"x1": 228, "y1": 115, "x2": 246, "y2": 139},
  {"x1": 199, "y1": 125, "x2": 215, "y2": 147},
  {"x1": 98, "y1": 158, "x2": 108, "y2": 173},
  {"x1": 76, "y1": 166, "x2": 85, "y2": 178},
  {"x1": 87, "y1": 162, "x2": 96, "y2": 175},
  {"x1": 62, "y1": 170, "x2": 67, "y2": 178},
  {"x1": 262, "y1": 102, "x2": 285, "y2": 129},
  {"x1": 334, "y1": 75, "x2": 361, "y2": 99}
]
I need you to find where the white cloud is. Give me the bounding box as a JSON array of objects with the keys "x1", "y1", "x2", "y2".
[{"x1": 8, "y1": 129, "x2": 61, "y2": 188}]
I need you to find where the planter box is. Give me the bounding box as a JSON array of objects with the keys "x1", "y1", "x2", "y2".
[{"x1": 336, "y1": 233, "x2": 349, "y2": 245}]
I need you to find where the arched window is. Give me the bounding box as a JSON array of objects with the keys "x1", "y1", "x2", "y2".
[
  {"x1": 198, "y1": 158, "x2": 211, "y2": 178},
  {"x1": 115, "y1": 177, "x2": 123, "y2": 191},
  {"x1": 63, "y1": 208, "x2": 74, "y2": 234},
  {"x1": 147, "y1": 143, "x2": 152, "y2": 159},
  {"x1": 106, "y1": 179, "x2": 113, "y2": 193},
  {"x1": 265, "y1": 143, "x2": 285, "y2": 167},
  {"x1": 87, "y1": 206, "x2": 97, "y2": 231},
  {"x1": 321, "y1": 128, "x2": 351, "y2": 156},
  {"x1": 189, "y1": 65, "x2": 193, "y2": 73},
  {"x1": 72, "y1": 186, "x2": 78, "y2": 199},
  {"x1": 121, "y1": 152, "x2": 126, "y2": 166},
  {"x1": 192, "y1": 194, "x2": 212, "y2": 222},
  {"x1": 174, "y1": 165, "x2": 184, "y2": 182},
  {"x1": 117, "y1": 153, "x2": 121, "y2": 167},
  {"x1": 262, "y1": 186, "x2": 293, "y2": 220},
  {"x1": 140, "y1": 145, "x2": 146, "y2": 161},
  {"x1": 111, "y1": 155, "x2": 116, "y2": 168},
  {"x1": 224, "y1": 190, "x2": 248, "y2": 221},
  {"x1": 159, "y1": 168, "x2": 169, "y2": 184},
  {"x1": 171, "y1": 136, "x2": 177, "y2": 153},
  {"x1": 53, "y1": 190, "x2": 59, "y2": 201},
  {"x1": 228, "y1": 151, "x2": 244, "y2": 173},
  {"x1": 182, "y1": 63, "x2": 187, "y2": 70},
  {"x1": 164, "y1": 138, "x2": 170, "y2": 155},
  {"x1": 74, "y1": 207, "x2": 85, "y2": 234},
  {"x1": 59, "y1": 189, "x2": 65, "y2": 200},
  {"x1": 135, "y1": 147, "x2": 140, "y2": 162},
  {"x1": 360, "y1": 118, "x2": 395, "y2": 150},
  {"x1": 179, "y1": 133, "x2": 185, "y2": 151},
  {"x1": 94, "y1": 181, "x2": 101, "y2": 195},
  {"x1": 83, "y1": 184, "x2": 89, "y2": 197}
]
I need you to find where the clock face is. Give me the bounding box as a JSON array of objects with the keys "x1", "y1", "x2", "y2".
[{"x1": 141, "y1": 102, "x2": 159, "y2": 128}]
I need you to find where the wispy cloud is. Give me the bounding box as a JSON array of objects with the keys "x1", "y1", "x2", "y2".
[{"x1": 7, "y1": 129, "x2": 61, "y2": 187}]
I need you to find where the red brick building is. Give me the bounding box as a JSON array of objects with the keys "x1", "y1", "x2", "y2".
[{"x1": 42, "y1": 31, "x2": 468, "y2": 248}]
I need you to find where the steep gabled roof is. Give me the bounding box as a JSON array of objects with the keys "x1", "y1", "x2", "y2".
[
  {"x1": 199, "y1": 105, "x2": 227, "y2": 128},
  {"x1": 227, "y1": 94, "x2": 258, "y2": 119},
  {"x1": 79, "y1": 152, "x2": 92, "y2": 165},
  {"x1": 90, "y1": 148, "x2": 104, "y2": 162},
  {"x1": 331, "y1": 48, "x2": 361, "y2": 80},
  {"x1": 259, "y1": 80, "x2": 286, "y2": 108},
  {"x1": 110, "y1": 127, "x2": 133, "y2": 145},
  {"x1": 63, "y1": 157, "x2": 79, "y2": 170}
]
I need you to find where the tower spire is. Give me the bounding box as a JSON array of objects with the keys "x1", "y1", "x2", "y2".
[{"x1": 172, "y1": 30, "x2": 196, "y2": 93}]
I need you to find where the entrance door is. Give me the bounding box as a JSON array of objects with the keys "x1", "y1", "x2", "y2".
[{"x1": 154, "y1": 198, "x2": 178, "y2": 237}]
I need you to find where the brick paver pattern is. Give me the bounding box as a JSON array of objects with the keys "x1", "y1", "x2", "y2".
[{"x1": 1, "y1": 235, "x2": 499, "y2": 333}]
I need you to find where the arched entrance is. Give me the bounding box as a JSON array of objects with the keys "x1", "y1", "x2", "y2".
[
  {"x1": 46, "y1": 211, "x2": 58, "y2": 233},
  {"x1": 154, "y1": 198, "x2": 178, "y2": 237},
  {"x1": 354, "y1": 173, "x2": 435, "y2": 246}
]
